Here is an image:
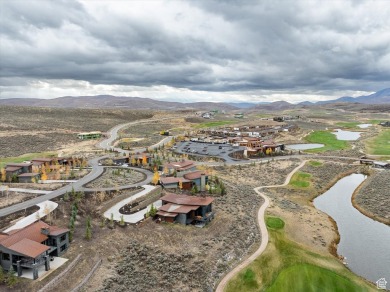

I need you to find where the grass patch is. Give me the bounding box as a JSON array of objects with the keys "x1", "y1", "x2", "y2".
[
  {"x1": 0, "y1": 152, "x2": 56, "y2": 168},
  {"x1": 267, "y1": 263, "x2": 370, "y2": 292},
  {"x1": 193, "y1": 120, "x2": 236, "y2": 128},
  {"x1": 335, "y1": 122, "x2": 360, "y2": 129},
  {"x1": 266, "y1": 217, "x2": 285, "y2": 230},
  {"x1": 365, "y1": 129, "x2": 390, "y2": 155},
  {"x1": 309, "y1": 160, "x2": 323, "y2": 167},
  {"x1": 289, "y1": 172, "x2": 311, "y2": 188},
  {"x1": 368, "y1": 119, "x2": 389, "y2": 125},
  {"x1": 226, "y1": 219, "x2": 375, "y2": 292},
  {"x1": 305, "y1": 131, "x2": 349, "y2": 152}
]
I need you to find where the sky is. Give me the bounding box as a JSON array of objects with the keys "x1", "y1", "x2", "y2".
[{"x1": 0, "y1": 0, "x2": 389, "y2": 104}]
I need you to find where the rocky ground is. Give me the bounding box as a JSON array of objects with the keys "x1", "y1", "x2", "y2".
[
  {"x1": 85, "y1": 168, "x2": 145, "y2": 188},
  {"x1": 353, "y1": 170, "x2": 390, "y2": 225}
]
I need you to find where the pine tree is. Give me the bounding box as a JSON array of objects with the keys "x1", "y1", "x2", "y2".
[
  {"x1": 6, "y1": 266, "x2": 18, "y2": 288},
  {"x1": 119, "y1": 215, "x2": 125, "y2": 226},
  {"x1": 85, "y1": 216, "x2": 92, "y2": 240},
  {"x1": 0, "y1": 265, "x2": 5, "y2": 283}
]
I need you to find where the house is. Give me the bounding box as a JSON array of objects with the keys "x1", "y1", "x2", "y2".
[
  {"x1": 18, "y1": 173, "x2": 41, "y2": 183},
  {"x1": 77, "y1": 131, "x2": 102, "y2": 140},
  {"x1": 156, "y1": 193, "x2": 214, "y2": 225},
  {"x1": 0, "y1": 221, "x2": 69, "y2": 279},
  {"x1": 163, "y1": 160, "x2": 197, "y2": 176},
  {"x1": 159, "y1": 177, "x2": 192, "y2": 190},
  {"x1": 183, "y1": 171, "x2": 208, "y2": 191},
  {"x1": 5, "y1": 163, "x2": 33, "y2": 181},
  {"x1": 373, "y1": 161, "x2": 390, "y2": 169}
]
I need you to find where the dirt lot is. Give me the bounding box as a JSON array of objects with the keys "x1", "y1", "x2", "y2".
[
  {"x1": 0, "y1": 106, "x2": 153, "y2": 157},
  {"x1": 85, "y1": 168, "x2": 145, "y2": 188}
]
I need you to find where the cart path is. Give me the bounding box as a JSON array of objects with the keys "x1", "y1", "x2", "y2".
[{"x1": 215, "y1": 160, "x2": 307, "y2": 292}]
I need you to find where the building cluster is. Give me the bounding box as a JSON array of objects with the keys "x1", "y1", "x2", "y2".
[
  {"x1": 0, "y1": 221, "x2": 69, "y2": 279},
  {"x1": 2, "y1": 157, "x2": 83, "y2": 183}
]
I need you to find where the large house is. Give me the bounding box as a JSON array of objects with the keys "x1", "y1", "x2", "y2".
[
  {"x1": 163, "y1": 160, "x2": 197, "y2": 176},
  {"x1": 0, "y1": 221, "x2": 69, "y2": 279},
  {"x1": 156, "y1": 193, "x2": 214, "y2": 225},
  {"x1": 5, "y1": 163, "x2": 33, "y2": 181}
]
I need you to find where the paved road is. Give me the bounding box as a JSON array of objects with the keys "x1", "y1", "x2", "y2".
[{"x1": 215, "y1": 161, "x2": 307, "y2": 292}]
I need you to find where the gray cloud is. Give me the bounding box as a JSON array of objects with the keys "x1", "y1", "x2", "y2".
[{"x1": 0, "y1": 0, "x2": 389, "y2": 102}]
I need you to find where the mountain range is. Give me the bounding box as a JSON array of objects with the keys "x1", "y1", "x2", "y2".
[{"x1": 0, "y1": 88, "x2": 389, "y2": 111}]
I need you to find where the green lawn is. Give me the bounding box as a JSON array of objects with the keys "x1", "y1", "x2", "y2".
[
  {"x1": 0, "y1": 152, "x2": 56, "y2": 168},
  {"x1": 335, "y1": 122, "x2": 360, "y2": 129},
  {"x1": 266, "y1": 217, "x2": 285, "y2": 230},
  {"x1": 194, "y1": 120, "x2": 236, "y2": 128},
  {"x1": 305, "y1": 131, "x2": 349, "y2": 152},
  {"x1": 289, "y1": 172, "x2": 311, "y2": 188},
  {"x1": 308, "y1": 160, "x2": 323, "y2": 167},
  {"x1": 226, "y1": 216, "x2": 375, "y2": 292},
  {"x1": 365, "y1": 129, "x2": 390, "y2": 155},
  {"x1": 267, "y1": 264, "x2": 370, "y2": 292}
]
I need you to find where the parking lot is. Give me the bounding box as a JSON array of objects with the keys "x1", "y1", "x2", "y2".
[{"x1": 174, "y1": 141, "x2": 246, "y2": 163}]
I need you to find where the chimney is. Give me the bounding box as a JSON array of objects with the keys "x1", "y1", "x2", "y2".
[{"x1": 200, "y1": 173, "x2": 206, "y2": 192}]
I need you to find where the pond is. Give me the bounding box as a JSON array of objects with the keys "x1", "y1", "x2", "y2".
[
  {"x1": 357, "y1": 124, "x2": 372, "y2": 129},
  {"x1": 313, "y1": 173, "x2": 390, "y2": 284},
  {"x1": 333, "y1": 129, "x2": 362, "y2": 141},
  {"x1": 285, "y1": 143, "x2": 324, "y2": 150}
]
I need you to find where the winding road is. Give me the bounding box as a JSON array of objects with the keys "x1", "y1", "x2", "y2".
[{"x1": 215, "y1": 160, "x2": 307, "y2": 292}]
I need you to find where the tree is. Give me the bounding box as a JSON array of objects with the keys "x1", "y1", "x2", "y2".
[
  {"x1": 119, "y1": 215, "x2": 125, "y2": 226},
  {"x1": 6, "y1": 266, "x2": 18, "y2": 288},
  {"x1": 110, "y1": 213, "x2": 114, "y2": 228},
  {"x1": 131, "y1": 157, "x2": 136, "y2": 166},
  {"x1": 41, "y1": 168, "x2": 47, "y2": 181},
  {"x1": 0, "y1": 265, "x2": 5, "y2": 283},
  {"x1": 178, "y1": 179, "x2": 183, "y2": 191},
  {"x1": 191, "y1": 184, "x2": 198, "y2": 195},
  {"x1": 163, "y1": 166, "x2": 169, "y2": 175},
  {"x1": 1, "y1": 168, "x2": 6, "y2": 182},
  {"x1": 85, "y1": 216, "x2": 92, "y2": 240},
  {"x1": 142, "y1": 155, "x2": 148, "y2": 167},
  {"x1": 266, "y1": 147, "x2": 273, "y2": 155},
  {"x1": 148, "y1": 204, "x2": 157, "y2": 217},
  {"x1": 151, "y1": 171, "x2": 160, "y2": 185}
]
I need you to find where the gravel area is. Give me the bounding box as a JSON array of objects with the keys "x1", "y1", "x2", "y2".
[
  {"x1": 354, "y1": 170, "x2": 390, "y2": 225},
  {"x1": 85, "y1": 168, "x2": 145, "y2": 188}
]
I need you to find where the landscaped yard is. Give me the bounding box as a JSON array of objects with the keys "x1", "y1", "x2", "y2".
[
  {"x1": 305, "y1": 131, "x2": 349, "y2": 152},
  {"x1": 365, "y1": 129, "x2": 390, "y2": 155},
  {"x1": 226, "y1": 216, "x2": 375, "y2": 292}
]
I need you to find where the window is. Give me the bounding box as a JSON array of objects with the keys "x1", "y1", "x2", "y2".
[
  {"x1": 60, "y1": 234, "x2": 66, "y2": 242},
  {"x1": 2, "y1": 253, "x2": 10, "y2": 261},
  {"x1": 60, "y1": 244, "x2": 67, "y2": 252}
]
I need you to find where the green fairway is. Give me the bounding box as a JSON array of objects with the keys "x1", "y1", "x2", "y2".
[
  {"x1": 0, "y1": 152, "x2": 56, "y2": 168},
  {"x1": 308, "y1": 160, "x2": 323, "y2": 167},
  {"x1": 194, "y1": 120, "x2": 236, "y2": 128},
  {"x1": 267, "y1": 264, "x2": 369, "y2": 292},
  {"x1": 305, "y1": 131, "x2": 349, "y2": 152},
  {"x1": 226, "y1": 216, "x2": 375, "y2": 292},
  {"x1": 365, "y1": 129, "x2": 390, "y2": 155},
  {"x1": 335, "y1": 122, "x2": 360, "y2": 129},
  {"x1": 266, "y1": 217, "x2": 285, "y2": 230},
  {"x1": 289, "y1": 172, "x2": 311, "y2": 188}
]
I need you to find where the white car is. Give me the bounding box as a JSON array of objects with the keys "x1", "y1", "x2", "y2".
[{"x1": 122, "y1": 164, "x2": 129, "y2": 167}]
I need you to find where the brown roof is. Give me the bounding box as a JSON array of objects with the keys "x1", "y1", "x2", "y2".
[
  {"x1": 0, "y1": 221, "x2": 49, "y2": 248},
  {"x1": 160, "y1": 193, "x2": 214, "y2": 206},
  {"x1": 8, "y1": 238, "x2": 50, "y2": 258},
  {"x1": 5, "y1": 166, "x2": 22, "y2": 172},
  {"x1": 6, "y1": 163, "x2": 32, "y2": 167},
  {"x1": 32, "y1": 158, "x2": 54, "y2": 162},
  {"x1": 160, "y1": 177, "x2": 191, "y2": 184},
  {"x1": 165, "y1": 160, "x2": 195, "y2": 170},
  {"x1": 156, "y1": 211, "x2": 178, "y2": 217},
  {"x1": 18, "y1": 173, "x2": 40, "y2": 177},
  {"x1": 49, "y1": 226, "x2": 69, "y2": 236},
  {"x1": 159, "y1": 203, "x2": 199, "y2": 214},
  {"x1": 183, "y1": 171, "x2": 206, "y2": 180}
]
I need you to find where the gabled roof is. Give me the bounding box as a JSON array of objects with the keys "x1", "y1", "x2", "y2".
[
  {"x1": 165, "y1": 160, "x2": 195, "y2": 171},
  {"x1": 0, "y1": 221, "x2": 49, "y2": 248},
  {"x1": 8, "y1": 238, "x2": 50, "y2": 258},
  {"x1": 5, "y1": 166, "x2": 22, "y2": 172},
  {"x1": 160, "y1": 193, "x2": 214, "y2": 206}
]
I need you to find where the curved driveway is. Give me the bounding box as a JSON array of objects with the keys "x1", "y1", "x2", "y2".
[{"x1": 216, "y1": 161, "x2": 307, "y2": 292}]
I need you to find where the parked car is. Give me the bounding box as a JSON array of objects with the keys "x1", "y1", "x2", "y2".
[{"x1": 122, "y1": 164, "x2": 129, "y2": 167}]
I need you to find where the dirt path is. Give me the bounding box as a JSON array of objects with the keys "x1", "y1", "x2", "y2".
[{"x1": 215, "y1": 160, "x2": 307, "y2": 292}]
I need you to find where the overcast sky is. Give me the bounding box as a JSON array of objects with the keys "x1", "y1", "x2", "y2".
[{"x1": 0, "y1": 0, "x2": 389, "y2": 103}]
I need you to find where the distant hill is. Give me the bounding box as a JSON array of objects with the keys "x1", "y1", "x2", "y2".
[
  {"x1": 318, "y1": 88, "x2": 390, "y2": 104},
  {"x1": 0, "y1": 95, "x2": 238, "y2": 111}
]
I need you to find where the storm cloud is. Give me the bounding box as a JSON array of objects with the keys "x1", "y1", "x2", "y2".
[{"x1": 0, "y1": 0, "x2": 389, "y2": 102}]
